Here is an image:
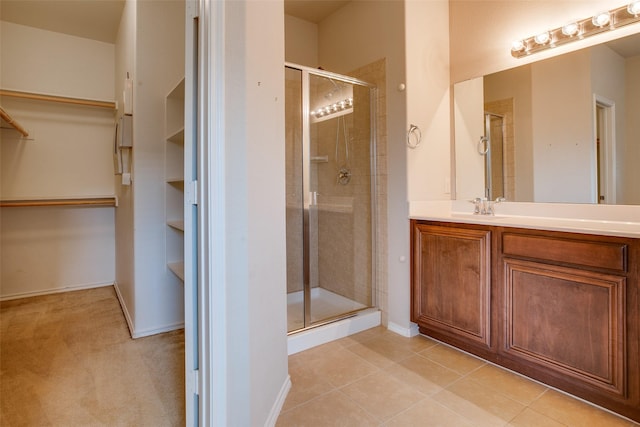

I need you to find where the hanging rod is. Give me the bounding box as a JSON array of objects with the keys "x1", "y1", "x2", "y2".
[
  {"x1": 0, "y1": 89, "x2": 116, "y2": 110},
  {"x1": 0, "y1": 106, "x2": 29, "y2": 137},
  {"x1": 0, "y1": 196, "x2": 117, "y2": 208}
]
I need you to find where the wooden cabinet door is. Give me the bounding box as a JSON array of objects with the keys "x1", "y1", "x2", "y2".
[
  {"x1": 411, "y1": 222, "x2": 492, "y2": 348},
  {"x1": 503, "y1": 258, "x2": 627, "y2": 397}
]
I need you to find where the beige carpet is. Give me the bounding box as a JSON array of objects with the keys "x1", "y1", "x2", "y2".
[{"x1": 0, "y1": 286, "x2": 185, "y2": 426}]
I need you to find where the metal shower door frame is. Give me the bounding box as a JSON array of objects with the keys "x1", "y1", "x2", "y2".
[{"x1": 286, "y1": 62, "x2": 378, "y2": 331}]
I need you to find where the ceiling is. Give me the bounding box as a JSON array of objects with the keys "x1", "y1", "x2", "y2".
[
  {"x1": 284, "y1": 0, "x2": 349, "y2": 24},
  {"x1": 0, "y1": 0, "x2": 345, "y2": 44},
  {"x1": 606, "y1": 32, "x2": 640, "y2": 58}
]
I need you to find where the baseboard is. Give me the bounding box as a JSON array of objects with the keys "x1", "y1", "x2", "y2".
[
  {"x1": 264, "y1": 375, "x2": 291, "y2": 427},
  {"x1": 387, "y1": 321, "x2": 419, "y2": 337},
  {"x1": 0, "y1": 281, "x2": 114, "y2": 302},
  {"x1": 130, "y1": 322, "x2": 185, "y2": 339},
  {"x1": 113, "y1": 282, "x2": 136, "y2": 338},
  {"x1": 112, "y1": 282, "x2": 184, "y2": 339}
]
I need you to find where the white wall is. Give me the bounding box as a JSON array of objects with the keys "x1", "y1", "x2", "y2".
[
  {"x1": 113, "y1": 0, "x2": 136, "y2": 325},
  {"x1": 532, "y1": 50, "x2": 594, "y2": 203},
  {"x1": 284, "y1": 14, "x2": 318, "y2": 67},
  {"x1": 0, "y1": 21, "x2": 114, "y2": 99},
  {"x1": 453, "y1": 77, "x2": 484, "y2": 201},
  {"x1": 220, "y1": 1, "x2": 289, "y2": 425},
  {"x1": 0, "y1": 21, "x2": 115, "y2": 299}
]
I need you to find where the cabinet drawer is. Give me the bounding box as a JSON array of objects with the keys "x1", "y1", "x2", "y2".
[{"x1": 502, "y1": 233, "x2": 627, "y2": 272}]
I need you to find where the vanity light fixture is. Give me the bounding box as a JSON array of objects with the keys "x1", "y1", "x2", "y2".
[
  {"x1": 310, "y1": 97, "x2": 353, "y2": 121},
  {"x1": 511, "y1": 1, "x2": 640, "y2": 58}
]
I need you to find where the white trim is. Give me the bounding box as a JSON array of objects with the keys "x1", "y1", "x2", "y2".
[
  {"x1": 387, "y1": 321, "x2": 420, "y2": 337},
  {"x1": 0, "y1": 281, "x2": 114, "y2": 302},
  {"x1": 130, "y1": 322, "x2": 185, "y2": 339},
  {"x1": 287, "y1": 309, "x2": 381, "y2": 355},
  {"x1": 113, "y1": 282, "x2": 135, "y2": 337},
  {"x1": 199, "y1": 0, "x2": 228, "y2": 425},
  {"x1": 264, "y1": 375, "x2": 292, "y2": 427},
  {"x1": 593, "y1": 94, "x2": 617, "y2": 205}
]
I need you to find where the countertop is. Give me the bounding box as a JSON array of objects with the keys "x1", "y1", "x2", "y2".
[{"x1": 409, "y1": 201, "x2": 640, "y2": 239}]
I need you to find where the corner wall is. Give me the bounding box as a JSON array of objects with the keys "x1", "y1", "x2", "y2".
[{"x1": 113, "y1": 0, "x2": 185, "y2": 337}]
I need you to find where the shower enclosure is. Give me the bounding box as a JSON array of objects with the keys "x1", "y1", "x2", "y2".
[{"x1": 285, "y1": 63, "x2": 377, "y2": 333}]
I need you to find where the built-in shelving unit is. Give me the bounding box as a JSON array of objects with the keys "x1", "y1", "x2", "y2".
[{"x1": 165, "y1": 79, "x2": 185, "y2": 282}]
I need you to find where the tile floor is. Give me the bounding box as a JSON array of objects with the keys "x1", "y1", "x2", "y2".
[{"x1": 277, "y1": 326, "x2": 639, "y2": 426}]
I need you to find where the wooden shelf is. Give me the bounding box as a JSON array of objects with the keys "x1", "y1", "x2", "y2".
[
  {"x1": 0, "y1": 196, "x2": 116, "y2": 208},
  {"x1": 168, "y1": 262, "x2": 184, "y2": 281},
  {"x1": 0, "y1": 88, "x2": 116, "y2": 110},
  {"x1": 0, "y1": 106, "x2": 29, "y2": 137}
]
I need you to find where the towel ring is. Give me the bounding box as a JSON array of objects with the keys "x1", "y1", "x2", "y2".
[
  {"x1": 407, "y1": 124, "x2": 422, "y2": 149},
  {"x1": 477, "y1": 136, "x2": 489, "y2": 155}
]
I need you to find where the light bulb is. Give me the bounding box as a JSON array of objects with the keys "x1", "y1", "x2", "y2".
[
  {"x1": 562, "y1": 22, "x2": 579, "y2": 36},
  {"x1": 511, "y1": 40, "x2": 526, "y2": 52},
  {"x1": 534, "y1": 32, "x2": 550, "y2": 45},
  {"x1": 628, "y1": 1, "x2": 640, "y2": 15},
  {"x1": 592, "y1": 11, "x2": 610, "y2": 27}
]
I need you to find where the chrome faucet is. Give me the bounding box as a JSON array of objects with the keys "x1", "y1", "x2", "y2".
[{"x1": 470, "y1": 197, "x2": 505, "y2": 215}]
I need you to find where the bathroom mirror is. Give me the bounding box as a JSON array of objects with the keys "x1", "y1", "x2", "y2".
[{"x1": 454, "y1": 31, "x2": 640, "y2": 205}]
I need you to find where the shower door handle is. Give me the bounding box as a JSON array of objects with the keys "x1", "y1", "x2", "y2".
[{"x1": 310, "y1": 191, "x2": 319, "y2": 206}]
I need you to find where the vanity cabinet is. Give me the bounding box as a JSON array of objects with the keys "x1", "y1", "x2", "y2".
[
  {"x1": 410, "y1": 222, "x2": 494, "y2": 356},
  {"x1": 410, "y1": 220, "x2": 640, "y2": 422}
]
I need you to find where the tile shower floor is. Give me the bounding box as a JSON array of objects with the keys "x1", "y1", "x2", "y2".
[
  {"x1": 287, "y1": 287, "x2": 367, "y2": 332},
  {"x1": 277, "y1": 326, "x2": 639, "y2": 426}
]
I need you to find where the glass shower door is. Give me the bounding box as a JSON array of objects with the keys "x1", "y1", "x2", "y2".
[{"x1": 286, "y1": 65, "x2": 375, "y2": 333}]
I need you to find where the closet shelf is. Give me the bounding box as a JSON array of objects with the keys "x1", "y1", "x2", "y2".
[
  {"x1": 168, "y1": 262, "x2": 185, "y2": 281},
  {"x1": 167, "y1": 220, "x2": 185, "y2": 231},
  {"x1": 167, "y1": 127, "x2": 185, "y2": 144},
  {"x1": 167, "y1": 179, "x2": 184, "y2": 187},
  {"x1": 0, "y1": 196, "x2": 117, "y2": 208},
  {"x1": 0, "y1": 106, "x2": 29, "y2": 137},
  {"x1": 0, "y1": 88, "x2": 116, "y2": 110}
]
